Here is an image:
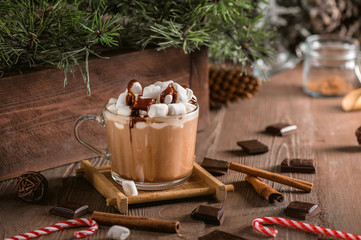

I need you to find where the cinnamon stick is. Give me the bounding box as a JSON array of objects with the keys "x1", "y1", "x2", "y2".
[
  {"x1": 229, "y1": 162, "x2": 312, "y2": 192},
  {"x1": 91, "y1": 211, "x2": 180, "y2": 233},
  {"x1": 245, "y1": 175, "x2": 284, "y2": 203}
]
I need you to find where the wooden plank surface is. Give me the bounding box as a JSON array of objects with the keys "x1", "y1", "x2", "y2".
[{"x1": 1, "y1": 65, "x2": 361, "y2": 239}]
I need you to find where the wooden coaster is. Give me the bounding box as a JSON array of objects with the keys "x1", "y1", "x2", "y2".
[{"x1": 76, "y1": 160, "x2": 234, "y2": 214}]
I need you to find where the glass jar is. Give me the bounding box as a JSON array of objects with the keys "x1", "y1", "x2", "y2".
[{"x1": 303, "y1": 35, "x2": 361, "y2": 97}]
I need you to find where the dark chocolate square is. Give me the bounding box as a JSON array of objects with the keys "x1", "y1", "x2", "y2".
[
  {"x1": 237, "y1": 140, "x2": 268, "y2": 154},
  {"x1": 284, "y1": 201, "x2": 320, "y2": 220},
  {"x1": 49, "y1": 202, "x2": 89, "y2": 219},
  {"x1": 281, "y1": 158, "x2": 316, "y2": 173},
  {"x1": 201, "y1": 158, "x2": 230, "y2": 176},
  {"x1": 199, "y1": 230, "x2": 247, "y2": 240},
  {"x1": 191, "y1": 205, "x2": 224, "y2": 225},
  {"x1": 266, "y1": 123, "x2": 298, "y2": 136}
]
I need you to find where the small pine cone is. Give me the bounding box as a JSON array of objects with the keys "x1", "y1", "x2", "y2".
[{"x1": 209, "y1": 65, "x2": 261, "y2": 108}]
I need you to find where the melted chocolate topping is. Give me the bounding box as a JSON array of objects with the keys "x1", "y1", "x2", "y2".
[
  {"x1": 159, "y1": 83, "x2": 178, "y2": 103},
  {"x1": 134, "y1": 97, "x2": 155, "y2": 111}
]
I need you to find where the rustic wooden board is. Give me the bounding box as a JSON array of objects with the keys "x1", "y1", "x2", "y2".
[
  {"x1": 0, "y1": 47, "x2": 209, "y2": 181},
  {"x1": 76, "y1": 160, "x2": 233, "y2": 214},
  {"x1": 1, "y1": 65, "x2": 361, "y2": 239}
]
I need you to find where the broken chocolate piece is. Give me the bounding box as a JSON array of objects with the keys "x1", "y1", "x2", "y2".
[
  {"x1": 237, "y1": 140, "x2": 268, "y2": 154},
  {"x1": 49, "y1": 202, "x2": 89, "y2": 219},
  {"x1": 356, "y1": 126, "x2": 361, "y2": 145},
  {"x1": 191, "y1": 205, "x2": 224, "y2": 225},
  {"x1": 201, "y1": 158, "x2": 230, "y2": 176},
  {"x1": 266, "y1": 123, "x2": 298, "y2": 136},
  {"x1": 199, "y1": 230, "x2": 247, "y2": 240},
  {"x1": 281, "y1": 158, "x2": 316, "y2": 173},
  {"x1": 284, "y1": 201, "x2": 320, "y2": 220}
]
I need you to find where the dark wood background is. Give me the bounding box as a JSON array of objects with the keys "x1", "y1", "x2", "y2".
[
  {"x1": 1, "y1": 65, "x2": 361, "y2": 239},
  {"x1": 0, "y1": 47, "x2": 209, "y2": 181}
]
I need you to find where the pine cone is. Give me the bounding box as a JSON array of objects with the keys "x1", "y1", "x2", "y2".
[{"x1": 209, "y1": 65, "x2": 261, "y2": 108}]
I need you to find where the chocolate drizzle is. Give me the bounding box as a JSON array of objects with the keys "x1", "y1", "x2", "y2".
[
  {"x1": 134, "y1": 97, "x2": 155, "y2": 111},
  {"x1": 124, "y1": 79, "x2": 153, "y2": 128},
  {"x1": 159, "y1": 83, "x2": 178, "y2": 103}
]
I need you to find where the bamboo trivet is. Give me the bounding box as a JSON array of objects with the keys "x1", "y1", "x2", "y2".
[{"x1": 76, "y1": 160, "x2": 234, "y2": 214}]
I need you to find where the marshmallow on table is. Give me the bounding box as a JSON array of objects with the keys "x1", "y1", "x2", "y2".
[
  {"x1": 142, "y1": 84, "x2": 161, "y2": 99},
  {"x1": 168, "y1": 103, "x2": 186, "y2": 115},
  {"x1": 121, "y1": 180, "x2": 138, "y2": 196},
  {"x1": 129, "y1": 81, "x2": 142, "y2": 95},
  {"x1": 107, "y1": 225, "x2": 130, "y2": 240},
  {"x1": 148, "y1": 104, "x2": 168, "y2": 118}
]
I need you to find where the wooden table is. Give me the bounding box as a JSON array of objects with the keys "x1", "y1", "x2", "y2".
[{"x1": 1, "y1": 65, "x2": 360, "y2": 239}]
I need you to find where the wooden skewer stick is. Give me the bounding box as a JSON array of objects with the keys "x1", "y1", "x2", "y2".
[{"x1": 229, "y1": 162, "x2": 313, "y2": 192}]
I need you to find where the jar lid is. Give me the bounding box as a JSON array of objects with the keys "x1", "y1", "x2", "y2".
[{"x1": 305, "y1": 35, "x2": 360, "y2": 60}]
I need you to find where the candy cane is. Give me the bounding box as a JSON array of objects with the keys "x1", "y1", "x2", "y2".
[
  {"x1": 252, "y1": 217, "x2": 361, "y2": 239},
  {"x1": 5, "y1": 218, "x2": 98, "y2": 240}
]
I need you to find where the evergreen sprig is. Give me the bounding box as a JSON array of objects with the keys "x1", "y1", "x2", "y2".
[{"x1": 0, "y1": 0, "x2": 274, "y2": 94}]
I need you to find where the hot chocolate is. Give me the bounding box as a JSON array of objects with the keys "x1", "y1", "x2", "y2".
[{"x1": 104, "y1": 80, "x2": 199, "y2": 189}]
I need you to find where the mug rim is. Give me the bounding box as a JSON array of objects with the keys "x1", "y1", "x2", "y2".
[{"x1": 103, "y1": 102, "x2": 199, "y2": 120}]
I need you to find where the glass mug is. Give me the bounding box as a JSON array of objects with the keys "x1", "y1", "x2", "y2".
[
  {"x1": 74, "y1": 103, "x2": 199, "y2": 190},
  {"x1": 303, "y1": 35, "x2": 361, "y2": 97}
]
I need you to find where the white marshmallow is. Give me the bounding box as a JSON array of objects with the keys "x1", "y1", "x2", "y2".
[
  {"x1": 173, "y1": 83, "x2": 188, "y2": 103},
  {"x1": 108, "y1": 98, "x2": 117, "y2": 105},
  {"x1": 186, "y1": 88, "x2": 193, "y2": 102},
  {"x1": 142, "y1": 84, "x2": 161, "y2": 99},
  {"x1": 151, "y1": 122, "x2": 168, "y2": 129},
  {"x1": 117, "y1": 106, "x2": 131, "y2": 116},
  {"x1": 184, "y1": 102, "x2": 197, "y2": 112},
  {"x1": 168, "y1": 103, "x2": 186, "y2": 115},
  {"x1": 158, "y1": 80, "x2": 174, "y2": 91},
  {"x1": 107, "y1": 225, "x2": 130, "y2": 240},
  {"x1": 107, "y1": 104, "x2": 117, "y2": 113},
  {"x1": 122, "y1": 180, "x2": 138, "y2": 196},
  {"x1": 130, "y1": 81, "x2": 142, "y2": 95},
  {"x1": 135, "y1": 122, "x2": 146, "y2": 129},
  {"x1": 114, "y1": 122, "x2": 124, "y2": 129},
  {"x1": 148, "y1": 104, "x2": 168, "y2": 118},
  {"x1": 164, "y1": 94, "x2": 173, "y2": 104},
  {"x1": 139, "y1": 110, "x2": 148, "y2": 116},
  {"x1": 116, "y1": 91, "x2": 127, "y2": 109}
]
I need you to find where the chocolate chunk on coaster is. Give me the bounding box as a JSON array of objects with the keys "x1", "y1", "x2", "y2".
[
  {"x1": 266, "y1": 123, "x2": 298, "y2": 136},
  {"x1": 237, "y1": 140, "x2": 268, "y2": 154},
  {"x1": 198, "y1": 230, "x2": 247, "y2": 240},
  {"x1": 191, "y1": 205, "x2": 224, "y2": 225},
  {"x1": 49, "y1": 201, "x2": 89, "y2": 219},
  {"x1": 284, "y1": 201, "x2": 320, "y2": 220},
  {"x1": 201, "y1": 158, "x2": 230, "y2": 176},
  {"x1": 281, "y1": 158, "x2": 316, "y2": 173}
]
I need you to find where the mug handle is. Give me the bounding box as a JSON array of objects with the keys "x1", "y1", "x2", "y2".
[{"x1": 74, "y1": 113, "x2": 110, "y2": 160}]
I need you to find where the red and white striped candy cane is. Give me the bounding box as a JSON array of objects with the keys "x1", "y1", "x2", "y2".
[
  {"x1": 4, "y1": 218, "x2": 98, "y2": 240},
  {"x1": 253, "y1": 217, "x2": 361, "y2": 239}
]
